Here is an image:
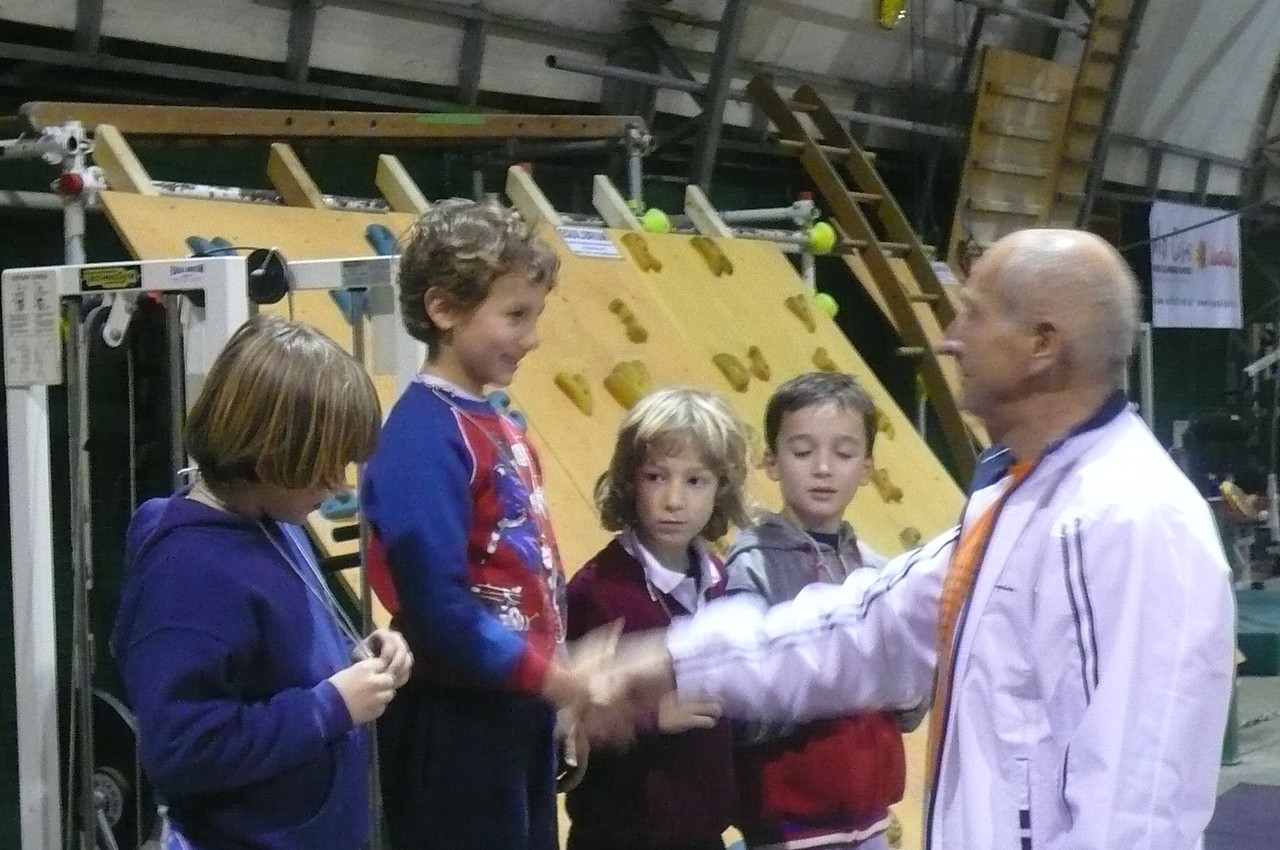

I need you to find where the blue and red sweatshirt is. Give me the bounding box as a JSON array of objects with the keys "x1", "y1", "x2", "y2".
[
  {"x1": 111, "y1": 494, "x2": 369, "y2": 850},
  {"x1": 361, "y1": 375, "x2": 566, "y2": 692}
]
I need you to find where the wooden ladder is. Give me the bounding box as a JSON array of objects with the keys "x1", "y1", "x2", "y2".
[
  {"x1": 747, "y1": 74, "x2": 984, "y2": 481},
  {"x1": 1045, "y1": 0, "x2": 1147, "y2": 227}
]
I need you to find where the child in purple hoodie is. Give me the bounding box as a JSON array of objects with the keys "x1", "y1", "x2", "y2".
[
  {"x1": 111, "y1": 316, "x2": 413, "y2": 850},
  {"x1": 565, "y1": 388, "x2": 752, "y2": 850}
]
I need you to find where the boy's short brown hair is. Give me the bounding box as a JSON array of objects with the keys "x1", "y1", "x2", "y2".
[
  {"x1": 764, "y1": 372, "x2": 877, "y2": 456},
  {"x1": 595, "y1": 388, "x2": 752, "y2": 541},
  {"x1": 185, "y1": 315, "x2": 381, "y2": 490},
  {"x1": 397, "y1": 198, "x2": 559, "y2": 348}
]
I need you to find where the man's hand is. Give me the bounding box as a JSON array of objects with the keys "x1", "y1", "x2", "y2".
[
  {"x1": 579, "y1": 629, "x2": 679, "y2": 748},
  {"x1": 542, "y1": 620, "x2": 623, "y2": 710},
  {"x1": 655, "y1": 693, "x2": 721, "y2": 733}
]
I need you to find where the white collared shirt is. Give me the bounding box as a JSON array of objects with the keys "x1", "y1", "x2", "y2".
[{"x1": 619, "y1": 529, "x2": 720, "y2": 615}]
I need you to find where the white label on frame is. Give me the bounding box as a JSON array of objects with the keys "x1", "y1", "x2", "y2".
[{"x1": 556, "y1": 227, "x2": 622, "y2": 259}]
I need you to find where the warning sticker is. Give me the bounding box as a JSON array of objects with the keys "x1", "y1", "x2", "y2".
[
  {"x1": 556, "y1": 227, "x2": 621, "y2": 259},
  {"x1": 79, "y1": 265, "x2": 141, "y2": 292}
]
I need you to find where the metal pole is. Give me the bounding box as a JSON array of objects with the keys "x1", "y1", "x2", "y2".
[
  {"x1": 953, "y1": 0, "x2": 1088, "y2": 36},
  {"x1": 165, "y1": 295, "x2": 187, "y2": 485},
  {"x1": 64, "y1": 301, "x2": 96, "y2": 850},
  {"x1": 693, "y1": 0, "x2": 751, "y2": 190},
  {"x1": 546, "y1": 54, "x2": 963, "y2": 139},
  {"x1": 1139, "y1": 322, "x2": 1154, "y2": 430}
]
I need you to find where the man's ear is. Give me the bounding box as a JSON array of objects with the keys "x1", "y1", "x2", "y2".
[
  {"x1": 423, "y1": 286, "x2": 460, "y2": 331},
  {"x1": 1031, "y1": 319, "x2": 1061, "y2": 369}
]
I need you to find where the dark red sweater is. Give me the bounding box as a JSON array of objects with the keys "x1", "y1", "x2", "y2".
[{"x1": 565, "y1": 539, "x2": 736, "y2": 850}]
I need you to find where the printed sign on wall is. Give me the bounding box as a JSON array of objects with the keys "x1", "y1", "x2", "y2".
[{"x1": 1149, "y1": 201, "x2": 1241, "y2": 329}]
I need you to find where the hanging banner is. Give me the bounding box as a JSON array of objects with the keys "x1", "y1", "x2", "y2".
[{"x1": 1149, "y1": 201, "x2": 1241, "y2": 329}]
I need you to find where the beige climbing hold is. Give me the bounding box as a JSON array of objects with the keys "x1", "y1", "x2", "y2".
[
  {"x1": 885, "y1": 810, "x2": 903, "y2": 848},
  {"x1": 812, "y1": 346, "x2": 838, "y2": 372},
  {"x1": 870, "y1": 467, "x2": 903, "y2": 504},
  {"x1": 874, "y1": 406, "x2": 896, "y2": 439},
  {"x1": 554, "y1": 371, "x2": 593, "y2": 416},
  {"x1": 620, "y1": 232, "x2": 662, "y2": 272},
  {"x1": 713, "y1": 352, "x2": 750, "y2": 393},
  {"x1": 608, "y1": 298, "x2": 648, "y2": 343},
  {"x1": 745, "y1": 424, "x2": 767, "y2": 470},
  {"x1": 746, "y1": 345, "x2": 771, "y2": 381},
  {"x1": 604, "y1": 360, "x2": 653, "y2": 410},
  {"x1": 690, "y1": 235, "x2": 734, "y2": 276},
  {"x1": 785, "y1": 293, "x2": 817, "y2": 333}
]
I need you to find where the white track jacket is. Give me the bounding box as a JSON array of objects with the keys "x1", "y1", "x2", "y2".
[{"x1": 668, "y1": 399, "x2": 1235, "y2": 850}]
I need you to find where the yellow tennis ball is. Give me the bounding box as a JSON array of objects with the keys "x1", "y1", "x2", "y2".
[
  {"x1": 641, "y1": 208, "x2": 671, "y2": 233},
  {"x1": 807, "y1": 221, "x2": 837, "y2": 254},
  {"x1": 814, "y1": 292, "x2": 838, "y2": 319}
]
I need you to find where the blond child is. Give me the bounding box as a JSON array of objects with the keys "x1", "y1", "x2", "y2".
[
  {"x1": 111, "y1": 315, "x2": 413, "y2": 850},
  {"x1": 361, "y1": 198, "x2": 584, "y2": 850},
  {"x1": 566, "y1": 387, "x2": 751, "y2": 850}
]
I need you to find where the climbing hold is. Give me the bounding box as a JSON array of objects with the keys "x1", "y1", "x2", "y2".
[
  {"x1": 812, "y1": 347, "x2": 839, "y2": 372},
  {"x1": 870, "y1": 467, "x2": 903, "y2": 504},
  {"x1": 604, "y1": 360, "x2": 653, "y2": 410},
  {"x1": 898, "y1": 526, "x2": 922, "y2": 550},
  {"x1": 745, "y1": 424, "x2": 767, "y2": 470},
  {"x1": 746, "y1": 345, "x2": 771, "y2": 381},
  {"x1": 319, "y1": 490, "x2": 359, "y2": 521},
  {"x1": 874, "y1": 406, "x2": 896, "y2": 439},
  {"x1": 608, "y1": 298, "x2": 649, "y2": 343},
  {"x1": 620, "y1": 232, "x2": 662, "y2": 272},
  {"x1": 690, "y1": 235, "x2": 733, "y2": 276},
  {"x1": 785, "y1": 293, "x2": 817, "y2": 333},
  {"x1": 713, "y1": 352, "x2": 750, "y2": 393},
  {"x1": 554, "y1": 371, "x2": 594, "y2": 415},
  {"x1": 486, "y1": 389, "x2": 512, "y2": 411}
]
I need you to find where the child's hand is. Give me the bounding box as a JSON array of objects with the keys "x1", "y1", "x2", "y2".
[
  {"x1": 328, "y1": 658, "x2": 396, "y2": 725},
  {"x1": 655, "y1": 692, "x2": 721, "y2": 734},
  {"x1": 356, "y1": 628, "x2": 414, "y2": 688}
]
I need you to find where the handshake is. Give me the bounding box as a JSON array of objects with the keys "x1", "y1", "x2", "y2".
[{"x1": 544, "y1": 624, "x2": 724, "y2": 789}]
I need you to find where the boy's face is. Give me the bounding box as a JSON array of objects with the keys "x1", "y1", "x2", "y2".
[
  {"x1": 255, "y1": 483, "x2": 334, "y2": 525},
  {"x1": 427, "y1": 270, "x2": 549, "y2": 395},
  {"x1": 765, "y1": 402, "x2": 871, "y2": 535},
  {"x1": 633, "y1": 441, "x2": 719, "y2": 571}
]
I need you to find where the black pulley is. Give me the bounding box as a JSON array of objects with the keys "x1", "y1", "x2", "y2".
[
  {"x1": 245, "y1": 247, "x2": 293, "y2": 305},
  {"x1": 92, "y1": 689, "x2": 158, "y2": 845}
]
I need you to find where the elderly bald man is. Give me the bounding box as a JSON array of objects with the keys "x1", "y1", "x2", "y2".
[{"x1": 579, "y1": 229, "x2": 1236, "y2": 849}]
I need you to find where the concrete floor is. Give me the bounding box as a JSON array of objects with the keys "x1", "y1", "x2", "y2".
[{"x1": 1221, "y1": 671, "x2": 1280, "y2": 794}]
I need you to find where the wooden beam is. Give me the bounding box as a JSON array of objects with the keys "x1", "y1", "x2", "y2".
[
  {"x1": 591, "y1": 174, "x2": 641, "y2": 230},
  {"x1": 683, "y1": 185, "x2": 733, "y2": 238},
  {"x1": 91, "y1": 124, "x2": 158, "y2": 195},
  {"x1": 375, "y1": 154, "x2": 429, "y2": 215},
  {"x1": 267, "y1": 143, "x2": 326, "y2": 209},
  {"x1": 505, "y1": 165, "x2": 563, "y2": 229},
  {"x1": 22, "y1": 102, "x2": 646, "y2": 141}
]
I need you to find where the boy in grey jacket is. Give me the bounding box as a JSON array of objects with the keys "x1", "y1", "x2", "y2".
[{"x1": 725, "y1": 372, "x2": 908, "y2": 850}]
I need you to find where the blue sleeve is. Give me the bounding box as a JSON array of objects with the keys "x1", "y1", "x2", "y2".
[
  {"x1": 117, "y1": 567, "x2": 353, "y2": 794},
  {"x1": 362, "y1": 400, "x2": 543, "y2": 689}
]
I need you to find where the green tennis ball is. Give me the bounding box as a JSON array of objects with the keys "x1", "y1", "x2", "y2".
[
  {"x1": 814, "y1": 292, "x2": 838, "y2": 319},
  {"x1": 807, "y1": 221, "x2": 837, "y2": 254},
  {"x1": 641, "y1": 208, "x2": 671, "y2": 233}
]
